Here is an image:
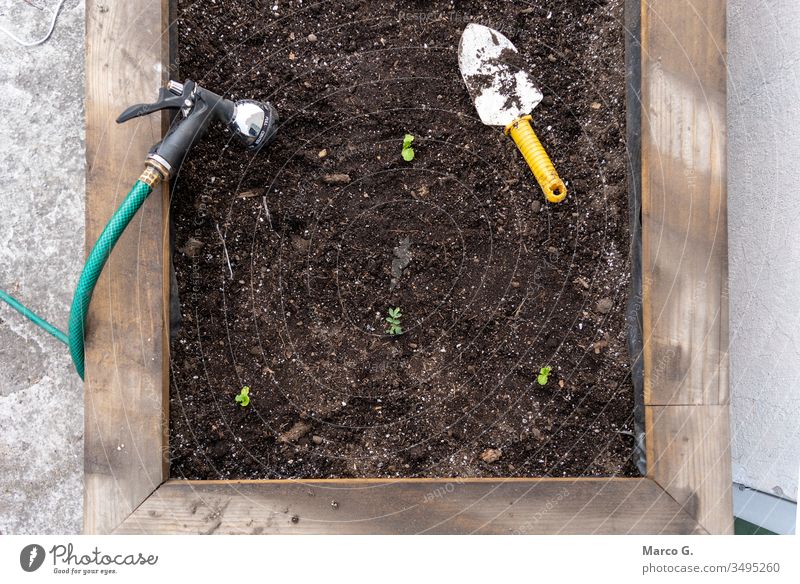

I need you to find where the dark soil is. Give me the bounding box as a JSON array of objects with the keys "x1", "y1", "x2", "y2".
[{"x1": 169, "y1": 0, "x2": 636, "y2": 479}]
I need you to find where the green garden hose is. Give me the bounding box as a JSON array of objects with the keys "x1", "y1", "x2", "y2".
[
  {"x1": 0, "y1": 289, "x2": 69, "y2": 345},
  {"x1": 1, "y1": 78, "x2": 274, "y2": 382},
  {"x1": 0, "y1": 174, "x2": 157, "y2": 381},
  {"x1": 66, "y1": 178, "x2": 155, "y2": 379}
]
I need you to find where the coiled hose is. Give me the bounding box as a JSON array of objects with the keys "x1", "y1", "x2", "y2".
[{"x1": 0, "y1": 177, "x2": 155, "y2": 380}]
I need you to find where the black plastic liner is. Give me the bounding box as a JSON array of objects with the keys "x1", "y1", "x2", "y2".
[{"x1": 624, "y1": 0, "x2": 646, "y2": 475}]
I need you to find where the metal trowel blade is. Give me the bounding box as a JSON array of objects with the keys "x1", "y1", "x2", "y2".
[{"x1": 458, "y1": 23, "x2": 543, "y2": 127}]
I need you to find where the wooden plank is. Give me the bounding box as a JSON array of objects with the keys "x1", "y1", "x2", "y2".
[
  {"x1": 84, "y1": 0, "x2": 170, "y2": 534},
  {"x1": 115, "y1": 478, "x2": 704, "y2": 535},
  {"x1": 647, "y1": 405, "x2": 733, "y2": 534},
  {"x1": 640, "y1": 0, "x2": 728, "y2": 405},
  {"x1": 639, "y1": 2, "x2": 732, "y2": 535}
]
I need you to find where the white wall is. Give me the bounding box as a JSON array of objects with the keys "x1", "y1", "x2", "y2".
[{"x1": 728, "y1": 0, "x2": 800, "y2": 502}]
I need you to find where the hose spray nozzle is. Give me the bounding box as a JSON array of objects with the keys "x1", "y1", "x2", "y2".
[{"x1": 116, "y1": 79, "x2": 278, "y2": 180}]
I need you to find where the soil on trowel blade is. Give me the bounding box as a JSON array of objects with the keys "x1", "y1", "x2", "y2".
[{"x1": 169, "y1": 0, "x2": 637, "y2": 479}]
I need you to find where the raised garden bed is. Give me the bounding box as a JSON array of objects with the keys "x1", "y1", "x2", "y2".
[
  {"x1": 82, "y1": 0, "x2": 732, "y2": 534},
  {"x1": 168, "y1": 0, "x2": 636, "y2": 480}
]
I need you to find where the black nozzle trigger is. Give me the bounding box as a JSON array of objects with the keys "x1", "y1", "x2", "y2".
[{"x1": 116, "y1": 84, "x2": 191, "y2": 124}]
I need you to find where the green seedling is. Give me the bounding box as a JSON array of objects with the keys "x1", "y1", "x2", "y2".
[
  {"x1": 536, "y1": 366, "x2": 552, "y2": 386},
  {"x1": 385, "y1": 307, "x2": 403, "y2": 335},
  {"x1": 235, "y1": 386, "x2": 251, "y2": 407},
  {"x1": 401, "y1": 134, "x2": 415, "y2": 162}
]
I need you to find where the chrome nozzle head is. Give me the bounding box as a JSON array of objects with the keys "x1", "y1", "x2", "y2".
[{"x1": 229, "y1": 100, "x2": 279, "y2": 152}]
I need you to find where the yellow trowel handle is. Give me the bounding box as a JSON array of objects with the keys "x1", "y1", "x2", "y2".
[{"x1": 505, "y1": 115, "x2": 567, "y2": 203}]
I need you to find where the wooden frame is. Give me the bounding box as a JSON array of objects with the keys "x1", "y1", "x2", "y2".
[{"x1": 84, "y1": 0, "x2": 731, "y2": 534}]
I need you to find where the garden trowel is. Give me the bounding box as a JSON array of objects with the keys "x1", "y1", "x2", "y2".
[{"x1": 459, "y1": 23, "x2": 566, "y2": 203}]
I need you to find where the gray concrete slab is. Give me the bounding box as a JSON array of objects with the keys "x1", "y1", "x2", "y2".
[{"x1": 0, "y1": 0, "x2": 84, "y2": 534}]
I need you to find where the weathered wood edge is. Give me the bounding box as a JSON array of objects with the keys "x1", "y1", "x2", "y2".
[
  {"x1": 647, "y1": 405, "x2": 733, "y2": 534},
  {"x1": 640, "y1": 1, "x2": 728, "y2": 406},
  {"x1": 114, "y1": 478, "x2": 706, "y2": 535},
  {"x1": 84, "y1": 0, "x2": 171, "y2": 534},
  {"x1": 639, "y1": 0, "x2": 732, "y2": 535}
]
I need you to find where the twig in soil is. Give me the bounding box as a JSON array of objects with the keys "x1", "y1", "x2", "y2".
[
  {"x1": 512, "y1": 293, "x2": 528, "y2": 319},
  {"x1": 215, "y1": 222, "x2": 233, "y2": 280},
  {"x1": 262, "y1": 196, "x2": 273, "y2": 230}
]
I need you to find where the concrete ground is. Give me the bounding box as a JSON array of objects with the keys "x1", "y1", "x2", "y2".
[{"x1": 0, "y1": 0, "x2": 84, "y2": 534}]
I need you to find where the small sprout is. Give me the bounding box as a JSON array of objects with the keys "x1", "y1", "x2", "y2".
[
  {"x1": 536, "y1": 366, "x2": 552, "y2": 386},
  {"x1": 401, "y1": 134, "x2": 415, "y2": 162},
  {"x1": 235, "y1": 386, "x2": 251, "y2": 407},
  {"x1": 385, "y1": 307, "x2": 403, "y2": 335}
]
